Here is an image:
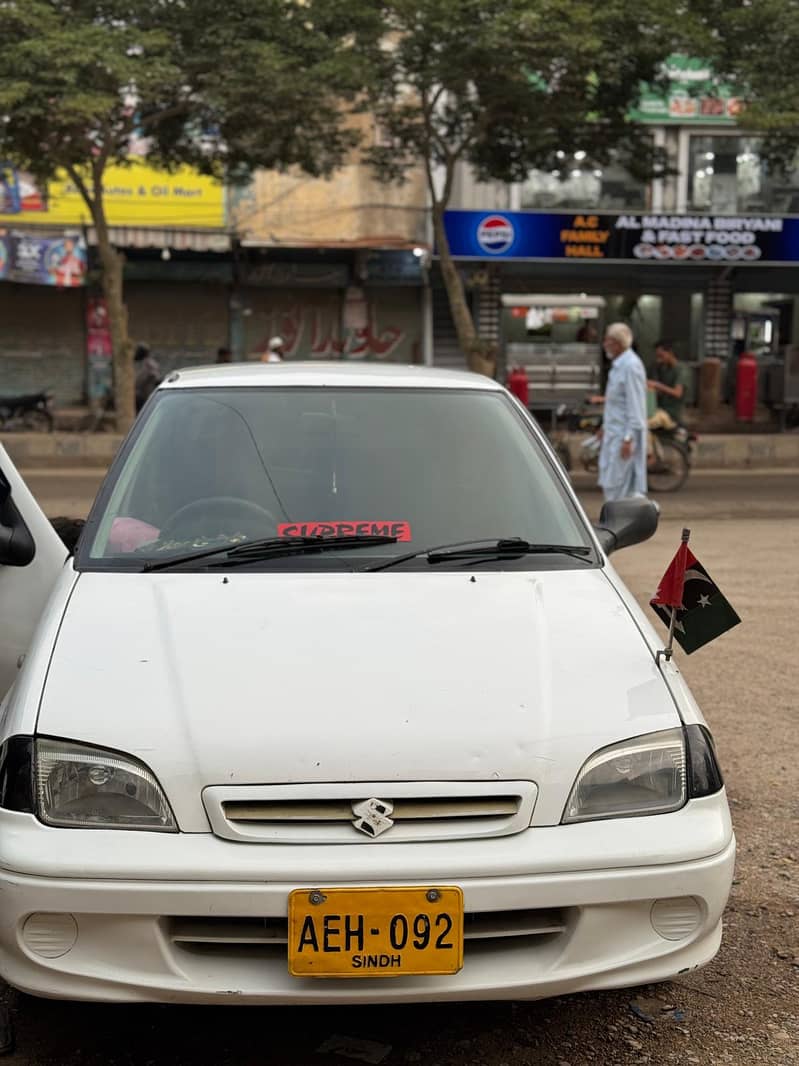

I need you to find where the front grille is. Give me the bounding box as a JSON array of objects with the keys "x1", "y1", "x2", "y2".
[
  {"x1": 203, "y1": 781, "x2": 537, "y2": 844},
  {"x1": 167, "y1": 907, "x2": 569, "y2": 958}
]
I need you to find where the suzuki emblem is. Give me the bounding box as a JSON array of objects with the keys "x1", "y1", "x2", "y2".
[{"x1": 352, "y1": 798, "x2": 394, "y2": 838}]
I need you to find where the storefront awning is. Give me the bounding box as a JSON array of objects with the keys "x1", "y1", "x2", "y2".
[{"x1": 87, "y1": 226, "x2": 231, "y2": 253}]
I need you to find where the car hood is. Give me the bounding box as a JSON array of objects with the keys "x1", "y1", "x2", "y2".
[{"x1": 38, "y1": 569, "x2": 681, "y2": 829}]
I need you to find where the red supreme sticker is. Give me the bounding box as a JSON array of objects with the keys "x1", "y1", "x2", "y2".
[{"x1": 278, "y1": 521, "x2": 412, "y2": 542}]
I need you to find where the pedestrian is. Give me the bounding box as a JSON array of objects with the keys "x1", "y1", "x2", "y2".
[
  {"x1": 592, "y1": 322, "x2": 648, "y2": 502},
  {"x1": 134, "y1": 343, "x2": 162, "y2": 413},
  {"x1": 261, "y1": 336, "x2": 285, "y2": 363},
  {"x1": 647, "y1": 339, "x2": 689, "y2": 430},
  {"x1": 216, "y1": 346, "x2": 233, "y2": 364}
]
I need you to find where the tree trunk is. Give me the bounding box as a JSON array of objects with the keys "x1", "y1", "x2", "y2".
[
  {"x1": 431, "y1": 201, "x2": 495, "y2": 377},
  {"x1": 67, "y1": 161, "x2": 135, "y2": 431},
  {"x1": 91, "y1": 204, "x2": 135, "y2": 432}
]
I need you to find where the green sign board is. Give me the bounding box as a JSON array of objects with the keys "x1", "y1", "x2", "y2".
[{"x1": 629, "y1": 55, "x2": 743, "y2": 125}]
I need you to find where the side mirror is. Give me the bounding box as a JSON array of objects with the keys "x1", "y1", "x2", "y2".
[
  {"x1": 594, "y1": 497, "x2": 659, "y2": 555},
  {"x1": 0, "y1": 471, "x2": 35, "y2": 567}
]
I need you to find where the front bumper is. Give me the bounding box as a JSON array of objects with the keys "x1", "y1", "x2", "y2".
[{"x1": 0, "y1": 794, "x2": 735, "y2": 1004}]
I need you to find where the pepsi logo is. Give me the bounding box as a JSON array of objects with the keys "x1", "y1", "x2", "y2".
[{"x1": 476, "y1": 214, "x2": 515, "y2": 254}]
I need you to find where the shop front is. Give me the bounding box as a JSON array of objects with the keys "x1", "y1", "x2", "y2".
[
  {"x1": 1, "y1": 159, "x2": 230, "y2": 406},
  {"x1": 441, "y1": 208, "x2": 799, "y2": 417},
  {"x1": 234, "y1": 250, "x2": 424, "y2": 365}
]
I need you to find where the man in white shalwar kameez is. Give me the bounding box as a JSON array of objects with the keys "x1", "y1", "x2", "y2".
[{"x1": 597, "y1": 322, "x2": 648, "y2": 502}]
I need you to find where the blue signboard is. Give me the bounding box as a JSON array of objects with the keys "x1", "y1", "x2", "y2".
[{"x1": 444, "y1": 209, "x2": 799, "y2": 265}]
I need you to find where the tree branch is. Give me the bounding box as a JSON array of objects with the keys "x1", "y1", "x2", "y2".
[
  {"x1": 138, "y1": 100, "x2": 191, "y2": 130},
  {"x1": 64, "y1": 163, "x2": 95, "y2": 218}
]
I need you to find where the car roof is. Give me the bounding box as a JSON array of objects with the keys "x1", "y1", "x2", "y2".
[{"x1": 160, "y1": 362, "x2": 504, "y2": 392}]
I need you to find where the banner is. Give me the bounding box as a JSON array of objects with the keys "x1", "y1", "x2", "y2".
[
  {"x1": 629, "y1": 55, "x2": 743, "y2": 125},
  {"x1": 0, "y1": 231, "x2": 87, "y2": 286},
  {"x1": 444, "y1": 210, "x2": 799, "y2": 265},
  {"x1": 0, "y1": 164, "x2": 47, "y2": 215},
  {"x1": 0, "y1": 159, "x2": 225, "y2": 229}
]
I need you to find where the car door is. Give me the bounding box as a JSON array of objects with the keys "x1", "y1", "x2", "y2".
[{"x1": 0, "y1": 443, "x2": 67, "y2": 698}]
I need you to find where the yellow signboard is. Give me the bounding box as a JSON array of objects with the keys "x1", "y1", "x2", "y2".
[{"x1": 0, "y1": 159, "x2": 225, "y2": 229}]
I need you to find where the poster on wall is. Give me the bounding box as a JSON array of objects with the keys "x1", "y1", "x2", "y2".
[
  {"x1": 0, "y1": 231, "x2": 87, "y2": 285},
  {"x1": 0, "y1": 164, "x2": 47, "y2": 215},
  {"x1": 444, "y1": 210, "x2": 799, "y2": 265}
]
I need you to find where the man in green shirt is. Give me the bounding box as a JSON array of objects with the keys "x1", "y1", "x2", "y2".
[{"x1": 648, "y1": 339, "x2": 689, "y2": 430}]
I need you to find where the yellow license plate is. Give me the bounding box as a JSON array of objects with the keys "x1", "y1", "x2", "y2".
[{"x1": 288, "y1": 886, "x2": 464, "y2": 978}]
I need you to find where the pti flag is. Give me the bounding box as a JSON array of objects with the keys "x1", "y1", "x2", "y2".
[{"x1": 651, "y1": 544, "x2": 740, "y2": 654}]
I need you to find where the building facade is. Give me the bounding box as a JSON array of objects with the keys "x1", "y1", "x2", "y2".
[
  {"x1": 1, "y1": 119, "x2": 430, "y2": 406},
  {"x1": 227, "y1": 116, "x2": 428, "y2": 366},
  {"x1": 0, "y1": 159, "x2": 232, "y2": 406},
  {"x1": 436, "y1": 58, "x2": 799, "y2": 414}
]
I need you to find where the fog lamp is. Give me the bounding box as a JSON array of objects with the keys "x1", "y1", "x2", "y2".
[
  {"x1": 650, "y1": 897, "x2": 702, "y2": 941},
  {"x1": 22, "y1": 913, "x2": 78, "y2": 958}
]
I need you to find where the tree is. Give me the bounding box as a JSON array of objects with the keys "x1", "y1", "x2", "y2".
[
  {"x1": 364, "y1": 0, "x2": 698, "y2": 374},
  {"x1": 0, "y1": 0, "x2": 377, "y2": 428},
  {"x1": 700, "y1": 0, "x2": 799, "y2": 168}
]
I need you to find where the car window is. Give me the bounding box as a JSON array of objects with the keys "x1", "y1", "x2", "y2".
[{"x1": 82, "y1": 386, "x2": 593, "y2": 569}]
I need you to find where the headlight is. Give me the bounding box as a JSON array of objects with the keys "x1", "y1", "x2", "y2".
[
  {"x1": 562, "y1": 728, "x2": 686, "y2": 824},
  {"x1": 34, "y1": 738, "x2": 177, "y2": 831}
]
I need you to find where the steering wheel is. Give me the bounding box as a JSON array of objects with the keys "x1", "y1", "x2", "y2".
[{"x1": 161, "y1": 496, "x2": 277, "y2": 542}]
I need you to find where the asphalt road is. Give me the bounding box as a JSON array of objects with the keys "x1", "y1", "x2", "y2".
[{"x1": 2, "y1": 469, "x2": 797, "y2": 1065}]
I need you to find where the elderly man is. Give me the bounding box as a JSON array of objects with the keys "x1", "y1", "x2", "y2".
[{"x1": 594, "y1": 322, "x2": 648, "y2": 502}]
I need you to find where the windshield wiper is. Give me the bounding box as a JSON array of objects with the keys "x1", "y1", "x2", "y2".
[
  {"x1": 364, "y1": 538, "x2": 594, "y2": 572},
  {"x1": 142, "y1": 534, "x2": 398, "y2": 572}
]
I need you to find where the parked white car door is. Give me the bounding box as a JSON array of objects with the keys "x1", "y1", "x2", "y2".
[{"x1": 0, "y1": 443, "x2": 67, "y2": 697}]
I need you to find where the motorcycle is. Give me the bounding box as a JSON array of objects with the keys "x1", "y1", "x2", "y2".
[
  {"x1": 0, "y1": 390, "x2": 54, "y2": 432},
  {"x1": 578, "y1": 408, "x2": 696, "y2": 492}
]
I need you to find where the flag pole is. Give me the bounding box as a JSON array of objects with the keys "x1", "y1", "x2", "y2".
[{"x1": 660, "y1": 527, "x2": 690, "y2": 663}]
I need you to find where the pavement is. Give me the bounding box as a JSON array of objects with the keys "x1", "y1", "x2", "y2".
[{"x1": 1, "y1": 469, "x2": 797, "y2": 1065}]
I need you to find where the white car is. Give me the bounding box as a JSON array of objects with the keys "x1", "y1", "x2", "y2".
[{"x1": 0, "y1": 363, "x2": 734, "y2": 1005}]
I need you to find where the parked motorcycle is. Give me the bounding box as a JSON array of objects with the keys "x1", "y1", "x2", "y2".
[
  {"x1": 578, "y1": 408, "x2": 696, "y2": 492},
  {"x1": 0, "y1": 391, "x2": 54, "y2": 432}
]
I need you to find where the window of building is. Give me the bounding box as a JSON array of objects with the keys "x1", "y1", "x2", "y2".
[
  {"x1": 519, "y1": 150, "x2": 649, "y2": 211},
  {"x1": 688, "y1": 135, "x2": 799, "y2": 214}
]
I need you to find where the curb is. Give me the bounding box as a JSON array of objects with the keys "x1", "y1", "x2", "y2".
[
  {"x1": 3, "y1": 431, "x2": 799, "y2": 472},
  {"x1": 0, "y1": 433, "x2": 123, "y2": 469},
  {"x1": 559, "y1": 433, "x2": 799, "y2": 470}
]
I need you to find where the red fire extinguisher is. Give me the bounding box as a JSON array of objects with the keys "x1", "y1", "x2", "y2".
[
  {"x1": 735, "y1": 351, "x2": 758, "y2": 422},
  {"x1": 507, "y1": 366, "x2": 529, "y2": 407}
]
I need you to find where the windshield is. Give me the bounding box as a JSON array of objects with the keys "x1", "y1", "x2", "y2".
[{"x1": 79, "y1": 386, "x2": 594, "y2": 571}]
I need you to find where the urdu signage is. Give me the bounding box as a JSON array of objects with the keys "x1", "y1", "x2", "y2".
[{"x1": 443, "y1": 210, "x2": 799, "y2": 266}]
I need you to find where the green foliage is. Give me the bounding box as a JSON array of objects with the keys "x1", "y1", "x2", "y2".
[
  {"x1": 0, "y1": 0, "x2": 379, "y2": 195},
  {"x1": 364, "y1": 0, "x2": 703, "y2": 199},
  {"x1": 147, "y1": 0, "x2": 382, "y2": 180},
  {"x1": 699, "y1": 0, "x2": 799, "y2": 168},
  {"x1": 0, "y1": 0, "x2": 180, "y2": 191}
]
